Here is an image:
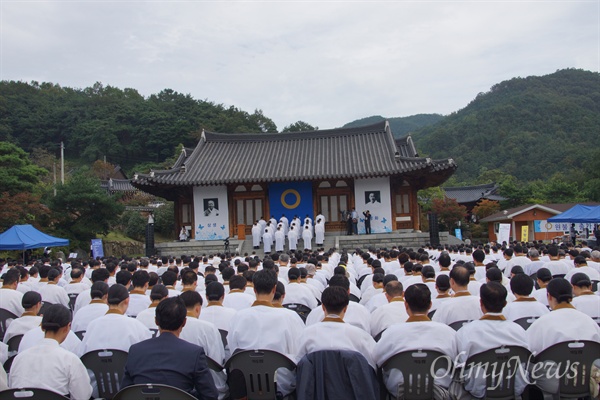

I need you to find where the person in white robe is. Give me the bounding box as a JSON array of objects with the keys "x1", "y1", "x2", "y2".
[
  {"x1": 297, "y1": 286, "x2": 376, "y2": 367},
  {"x1": 373, "y1": 284, "x2": 456, "y2": 399},
  {"x1": 9, "y1": 304, "x2": 92, "y2": 400},
  {"x1": 179, "y1": 291, "x2": 228, "y2": 400},
  {"x1": 0, "y1": 269, "x2": 24, "y2": 317},
  {"x1": 274, "y1": 227, "x2": 285, "y2": 252},
  {"x1": 228, "y1": 270, "x2": 305, "y2": 397},
  {"x1": 269, "y1": 216, "x2": 278, "y2": 229},
  {"x1": 280, "y1": 215, "x2": 289, "y2": 235},
  {"x1": 136, "y1": 284, "x2": 169, "y2": 331},
  {"x1": 305, "y1": 275, "x2": 371, "y2": 333},
  {"x1": 502, "y1": 273, "x2": 549, "y2": 321},
  {"x1": 73, "y1": 268, "x2": 110, "y2": 316},
  {"x1": 369, "y1": 281, "x2": 409, "y2": 338},
  {"x1": 527, "y1": 278, "x2": 600, "y2": 397},
  {"x1": 302, "y1": 225, "x2": 313, "y2": 251},
  {"x1": 282, "y1": 268, "x2": 318, "y2": 309},
  {"x1": 64, "y1": 268, "x2": 90, "y2": 296},
  {"x1": 263, "y1": 229, "x2": 273, "y2": 253},
  {"x1": 432, "y1": 266, "x2": 482, "y2": 326},
  {"x1": 453, "y1": 282, "x2": 529, "y2": 399},
  {"x1": 251, "y1": 222, "x2": 262, "y2": 249},
  {"x1": 564, "y1": 256, "x2": 600, "y2": 281},
  {"x1": 2, "y1": 292, "x2": 43, "y2": 345},
  {"x1": 288, "y1": 226, "x2": 298, "y2": 251},
  {"x1": 126, "y1": 270, "x2": 151, "y2": 317},
  {"x1": 78, "y1": 284, "x2": 151, "y2": 356},
  {"x1": 314, "y1": 218, "x2": 325, "y2": 246},
  {"x1": 199, "y1": 282, "x2": 237, "y2": 334},
  {"x1": 570, "y1": 272, "x2": 600, "y2": 318},
  {"x1": 71, "y1": 282, "x2": 109, "y2": 334},
  {"x1": 222, "y1": 276, "x2": 254, "y2": 311}
]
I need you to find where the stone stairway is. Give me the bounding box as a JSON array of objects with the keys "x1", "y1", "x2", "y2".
[{"x1": 157, "y1": 231, "x2": 462, "y2": 257}]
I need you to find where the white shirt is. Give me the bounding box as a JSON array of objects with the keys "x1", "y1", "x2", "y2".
[
  {"x1": 571, "y1": 293, "x2": 600, "y2": 318},
  {"x1": 222, "y1": 291, "x2": 255, "y2": 311},
  {"x1": 199, "y1": 304, "x2": 237, "y2": 333},
  {"x1": 79, "y1": 312, "x2": 152, "y2": 355},
  {"x1": 10, "y1": 338, "x2": 92, "y2": 400},
  {"x1": 0, "y1": 288, "x2": 24, "y2": 317},
  {"x1": 228, "y1": 303, "x2": 305, "y2": 360},
  {"x1": 2, "y1": 314, "x2": 42, "y2": 344},
  {"x1": 306, "y1": 301, "x2": 371, "y2": 333},
  {"x1": 282, "y1": 282, "x2": 318, "y2": 309},
  {"x1": 127, "y1": 293, "x2": 152, "y2": 317},
  {"x1": 39, "y1": 283, "x2": 70, "y2": 307},
  {"x1": 19, "y1": 327, "x2": 81, "y2": 355},
  {"x1": 64, "y1": 281, "x2": 90, "y2": 295},
  {"x1": 502, "y1": 298, "x2": 550, "y2": 321},
  {"x1": 431, "y1": 293, "x2": 483, "y2": 325},
  {"x1": 528, "y1": 305, "x2": 600, "y2": 355},
  {"x1": 73, "y1": 290, "x2": 92, "y2": 315},
  {"x1": 369, "y1": 300, "x2": 409, "y2": 337},
  {"x1": 71, "y1": 301, "x2": 109, "y2": 333},
  {"x1": 297, "y1": 319, "x2": 376, "y2": 367},
  {"x1": 136, "y1": 306, "x2": 158, "y2": 330},
  {"x1": 564, "y1": 266, "x2": 600, "y2": 282}
]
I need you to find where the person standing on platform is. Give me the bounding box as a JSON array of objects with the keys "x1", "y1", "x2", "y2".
[
  {"x1": 302, "y1": 225, "x2": 313, "y2": 251},
  {"x1": 263, "y1": 228, "x2": 273, "y2": 253},
  {"x1": 363, "y1": 210, "x2": 372, "y2": 234},
  {"x1": 252, "y1": 221, "x2": 261, "y2": 249},
  {"x1": 275, "y1": 227, "x2": 285, "y2": 253},
  {"x1": 288, "y1": 226, "x2": 298, "y2": 251},
  {"x1": 315, "y1": 218, "x2": 325, "y2": 246}
]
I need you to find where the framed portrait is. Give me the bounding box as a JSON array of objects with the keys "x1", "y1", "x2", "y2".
[
  {"x1": 203, "y1": 198, "x2": 220, "y2": 216},
  {"x1": 364, "y1": 191, "x2": 381, "y2": 205}
]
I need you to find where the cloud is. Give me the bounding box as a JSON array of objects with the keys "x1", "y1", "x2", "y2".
[{"x1": 1, "y1": 0, "x2": 597, "y2": 130}]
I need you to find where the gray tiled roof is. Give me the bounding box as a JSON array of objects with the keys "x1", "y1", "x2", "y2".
[
  {"x1": 443, "y1": 183, "x2": 505, "y2": 204},
  {"x1": 100, "y1": 179, "x2": 137, "y2": 193},
  {"x1": 132, "y1": 121, "x2": 456, "y2": 189}
]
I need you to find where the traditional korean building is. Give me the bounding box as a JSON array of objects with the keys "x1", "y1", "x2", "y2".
[{"x1": 130, "y1": 121, "x2": 456, "y2": 240}]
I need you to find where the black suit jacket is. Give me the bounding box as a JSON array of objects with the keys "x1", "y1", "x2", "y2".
[{"x1": 121, "y1": 331, "x2": 218, "y2": 400}]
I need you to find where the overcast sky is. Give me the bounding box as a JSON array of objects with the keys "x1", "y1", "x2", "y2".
[{"x1": 1, "y1": 0, "x2": 598, "y2": 131}]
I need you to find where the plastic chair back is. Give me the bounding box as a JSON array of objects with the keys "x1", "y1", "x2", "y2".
[
  {"x1": 534, "y1": 340, "x2": 600, "y2": 398},
  {"x1": 225, "y1": 349, "x2": 296, "y2": 400},
  {"x1": 218, "y1": 329, "x2": 228, "y2": 348},
  {"x1": 282, "y1": 303, "x2": 312, "y2": 323},
  {"x1": 113, "y1": 384, "x2": 196, "y2": 400},
  {"x1": 379, "y1": 349, "x2": 450, "y2": 400},
  {"x1": 513, "y1": 316, "x2": 539, "y2": 330},
  {"x1": 464, "y1": 345, "x2": 531, "y2": 400},
  {"x1": 80, "y1": 349, "x2": 129, "y2": 400},
  {"x1": 68, "y1": 293, "x2": 78, "y2": 311},
  {"x1": 448, "y1": 320, "x2": 470, "y2": 331},
  {"x1": 74, "y1": 330, "x2": 85, "y2": 340},
  {"x1": 0, "y1": 388, "x2": 69, "y2": 400},
  {"x1": 6, "y1": 334, "x2": 23, "y2": 356},
  {"x1": 0, "y1": 308, "x2": 18, "y2": 342}
]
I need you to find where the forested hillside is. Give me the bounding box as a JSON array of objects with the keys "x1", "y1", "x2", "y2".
[
  {"x1": 411, "y1": 69, "x2": 600, "y2": 184},
  {"x1": 343, "y1": 114, "x2": 444, "y2": 138},
  {"x1": 0, "y1": 81, "x2": 278, "y2": 173}
]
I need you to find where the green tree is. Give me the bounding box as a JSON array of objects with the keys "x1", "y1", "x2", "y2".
[
  {"x1": 431, "y1": 197, "x2": 467, "y2": 229},
  {"x1": 0, "y1": 141, "x2": 47, "y2": 195},
  {"x1": 281, "y1": 121, "x2": 318, "y2": 133},
  {"x1": 48, "y1": 171, "x2": 124, "y2": 248},
  {"x1": 154, "y1": 202, "x2": 175, "y2": 237}
]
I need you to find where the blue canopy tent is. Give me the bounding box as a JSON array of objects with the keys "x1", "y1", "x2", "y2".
[
  {"x1": 547, "y1": 205, "x2": 597, "y2": 223},
  {"x1": 0, "y1": 224, "x2": 69, "y2": 250}
]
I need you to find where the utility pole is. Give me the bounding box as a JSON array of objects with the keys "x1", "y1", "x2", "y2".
[
  {"x1": 60, "y1": 141, "x2": 65, "y2": 184},
  {"x1": 53, "y1": 161, "x2": 57, "y2": 196}
]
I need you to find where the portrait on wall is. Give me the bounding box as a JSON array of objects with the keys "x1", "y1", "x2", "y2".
[
  {"x1": 364, "y1": 190, "x2": 381, "y2": 205},
  {"x1": 203, "y1": 198, "x2": 220, "y2": 216}
]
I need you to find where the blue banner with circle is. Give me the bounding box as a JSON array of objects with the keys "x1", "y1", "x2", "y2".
[{"x1": 268, "y1": 181, "x2": 313, "y2": 222}]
